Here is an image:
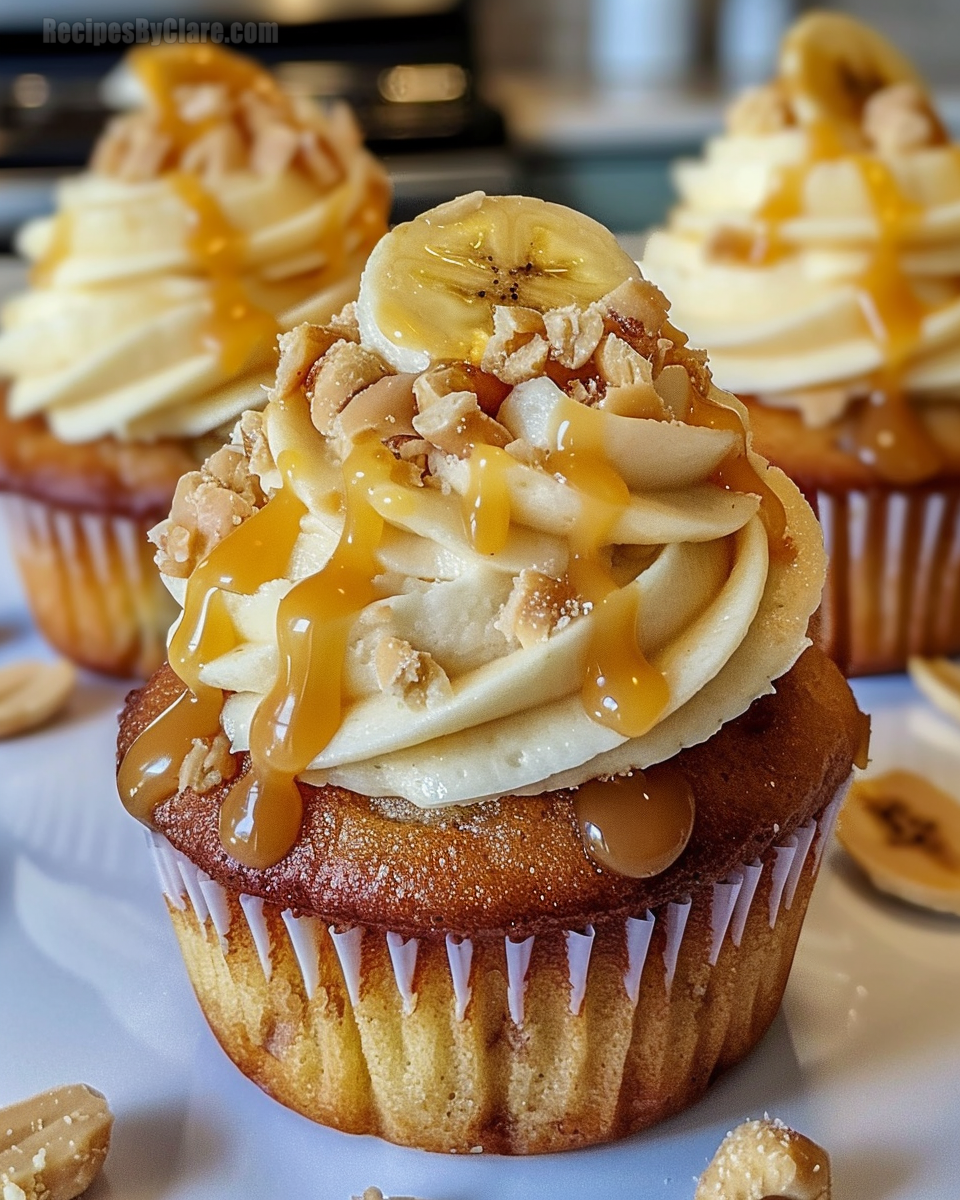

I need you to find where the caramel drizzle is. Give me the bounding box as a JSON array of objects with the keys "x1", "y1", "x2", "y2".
[
  {"x1": 462, "y1": 398, "x2": 670, "y2": 739},
  {"x1": 464, "y1": 445, "x2": 513, "y2": 555},
  {"x1": 119, "y1": 396, "x2": 411, "y2": 868},
  {"x1": 130, "y1": 43, "x2": 291, "y2": 152},
  {"x1": 753, "y1": 123, "x2": 943, "y2": 483},
  {"x1": 574, "y1": 761, "x2": 695, "y2": 878}
]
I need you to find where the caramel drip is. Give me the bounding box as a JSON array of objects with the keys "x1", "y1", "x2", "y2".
[
  {"x1": 117, "y1": 683, "x2": 223, "y2": 823},
  {"x1": 548, "y1": 401, "x2": 670, "y2": 739},
  {"x1": 464, "y1": 445, "x2": 513, "y2": 555},
  {"x1": 168, "y1": 172, "x2": 278, "y2": 375},
  {"x1": 686, "y1": 391, "x2": 791, "y2": 556},
  {"x1": 755, "y1": 127, "x2": 942, "y2": 482},
  {"x1": 574, "y1": 762, "x2": 695, "y2": 878},
  {"x1": 222, "y1": 436, "x2": 399, "y2": 868},
  {"x1": 117, "y1": 470, "x2": 307, "y2": 826},
  {"x1": 130, "y1": 43, "x2": 289, "y2": 152},
  {"x1": 754, "y1": 120, "x2": 849, "y2": 260}
]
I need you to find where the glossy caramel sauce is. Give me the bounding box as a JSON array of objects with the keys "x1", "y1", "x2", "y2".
[
  {"x1": 464, "y1": 445, "x2": 513, "y2": 555},
  {"x1": 119, "y1": 393, "x2": 412, "y2": 867},
  {"x1": 168, "y1": 171, "x2": 277, "y2": 376},
  {"x1": 131, "y1": 43, "x2": 290, "y2": 150},
  {"x1": 749, "y1": 121, "x2": 942, "y2": 482},
  {"x1": 133, "y1": 47, "x2": 283, "y2": 369},
  {"x1": 550, "y1": 397, "x2": 671, "y2": 737},
  {"x1": 574, "y1": 762, "x2": 695, "y2": 878},
  {"x1": 686, "y1": 389, "x2": 791, "y2": 556}
]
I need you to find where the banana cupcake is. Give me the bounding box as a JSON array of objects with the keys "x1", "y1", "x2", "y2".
[
  {"x1": 643, "y1": 12, "x2": 960, "y2": 675},
  {"x1": 0, "y1": 42, "x2": 390, "y2": 677},
  {"x1": 117, "y1": 193, "x2": 863, "y2": 1153}
]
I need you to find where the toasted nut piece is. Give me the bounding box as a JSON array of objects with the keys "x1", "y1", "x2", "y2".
[
  {"x1": 695, "y1": 1117, "x2": 830, "y2": 1200},
  {"x1": 496, "y1": 569, "x2": 586, "y2": 648},
  {"x1": 838, "y1": 769, "x2": 960, "y2": 915},
  {"x1": 863, "y1": 82, "x2": 945, "y2": 153},
  {"x1": 726, "y1": 81, "x2": 795, "y2": 134},
  {"x1": 0, "y1": 660, "x2": 75, "y2": 739},
  {"x1": 0, "y1": 1083, "x2": 112, "y2": 1200},
  {"x1": 908, "y1": 655, "x2": 960, "y2": 726},
  {"x1": 374, "y1": 636, "x2": 451, "y2": 707},
  {"x1": 542, "y1": 303, "x2": 605, "y2": 369}
]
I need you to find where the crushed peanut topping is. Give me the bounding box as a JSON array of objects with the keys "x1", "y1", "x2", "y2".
[
  {"x1": 91, "y1": 47, "x2": 358, "y2": 185},
  {"x1": 863, "y1": 82, "x2": 944, "y2": 154},
  {"x1": 496, "y1": 569, "x2": 587, "y2": 648},
  {"x1": 151, "y1": 438, "x2": 265, "y2": 577},
  {"x1": 480, "y1": 306, "x2": 550, "y2": 385},
  {"x1": 178, "y1": 732, "x2": 237, "y2": 794},
  {"x1": 309, "y1": 341, "x2": 388, "y2": 435},
  {"x1": 374, "y1": 636, "x2": 452, "y2": 707},
  {"x1": 726, "y1": 82, "x2": 795, "y2": 135}
]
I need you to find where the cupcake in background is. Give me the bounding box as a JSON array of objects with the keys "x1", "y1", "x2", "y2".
[
  {"x1": 117, "y1": 193, "x2": 862, "y2": 1152},
  {"x1": 0, "y1": 42, "x2": 390, "y2": 677},
  {"x1": 643, "y1": 12, "x2": 960, "y2": 675}
]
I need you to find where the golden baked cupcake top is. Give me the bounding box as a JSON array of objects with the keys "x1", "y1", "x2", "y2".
[
  {"x1": 120, "y1": 193, "x2": 825, "y2": 870},
  {"x1": 0, "y1": 42, "x2": 390, "y2": 445},
  {"x1": 642, "y1": 12, "x2": 960, "y2": 484}
]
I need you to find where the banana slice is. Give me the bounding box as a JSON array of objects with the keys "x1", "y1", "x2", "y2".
[
  {"x1": 780, "y1": 11, "x2": 924, "y2": 133},
  {"x1": 908, "y1": 655, "x2": 960, "y2": 726},
  {"x1": 0, "y1": 659, "x2": 76, "y2": 738},
  {"x1": 695, "y1": 1117, "x2": 830, "y2": 1200},
  {"x1": 356, "y1": 192, "x2": 640, "y2": 374},
  {"x1": 837, "y1": 769, "x2": 960, "y2": 915}
]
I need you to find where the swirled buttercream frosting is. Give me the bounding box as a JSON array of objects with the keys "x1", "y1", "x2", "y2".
[
  {"x1": 0, "y1": 43, "x2": 390, "y2": 445},
  {"x1": 642, "y1": 12, "x2": 960, "y2": 483},
  {"x1": 120, "y1": 194, "x2": 825, "y2": 870}
]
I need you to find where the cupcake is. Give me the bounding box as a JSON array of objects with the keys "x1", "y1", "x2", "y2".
[
  {"x1": 117, "y1": 193, "x2": 863, "y2": 1153},
  {"x1": 0, "y1": 43, "x2": 390, "y2": 677},
  {"x1": 642, "y1": 12, "x2": 960, "y2": 675}
]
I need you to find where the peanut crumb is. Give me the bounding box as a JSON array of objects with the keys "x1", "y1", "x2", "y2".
[
  {"x1": 695, "y1": 1117, "x2": 831, "y2": 1200},
  {"x1": 178, "y1": 732, "x2": 237, "y2": 795}
]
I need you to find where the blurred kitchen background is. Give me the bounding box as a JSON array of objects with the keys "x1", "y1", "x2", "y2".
[{"x1": 1, "y1": 0, "x2": 959, "y2": 247}]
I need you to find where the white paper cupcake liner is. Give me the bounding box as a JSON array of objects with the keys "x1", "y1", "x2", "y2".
[
  {"x1": 0, "y1": 492, "x2": 176, "y2": 677},
  {"x1": 148, "y1": 780, "x2": 847, "y2": 1032},
  {"x1": 817, "y1": 483, "x2": 960, "y2": 675}
]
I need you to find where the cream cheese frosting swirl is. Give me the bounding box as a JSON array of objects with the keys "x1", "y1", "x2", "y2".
[
  {"x1": 122, "y1": 195, "x2": 825, "y2": 870},
  {"x1": 0, "y1": 43, "x2": 390, "y2": 445},
  {"x1": 642, "y1": 13, "x2": 960, "y2": 452}
]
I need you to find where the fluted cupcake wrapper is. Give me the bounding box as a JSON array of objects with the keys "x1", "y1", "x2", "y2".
[
  {"x1": 816, "y1": 483, "x2": 960, "y2": 676},
  {"x1": 148, "y1": 781, "x2": 847, "y2": 1154},
  {"x1": 0, "y1": 494, "x2": 176, "y2": 677}
]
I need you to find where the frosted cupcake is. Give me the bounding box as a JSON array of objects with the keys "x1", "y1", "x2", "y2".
[
  {"x1": 643, "y1": 13, "x2": 960, "y2": 675},
  {"x1": 0, "y1": 43, "x2": 390, "y2": 676},
  {"x1": 117, "y1": 193, "x2": 863, "y2": 1152}
]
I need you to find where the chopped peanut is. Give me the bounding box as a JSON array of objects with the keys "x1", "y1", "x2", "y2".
[
  {"x1": 496, "y1": 569, "x2": 587, "y2": 648},
  {"x1": 695, "y1": 1118, "x2": 831, "y2": 1200}
]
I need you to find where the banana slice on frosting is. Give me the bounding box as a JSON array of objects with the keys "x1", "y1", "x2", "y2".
[
  {"x1": 780, "y1": 11, "x2": 924, "y2": 133},
  {"x1": 838, "y1": 769, "x2": 960, "y2": 915},
  {"x1": 356, "y1": 192, "x2": 641, "y2": 374}
]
